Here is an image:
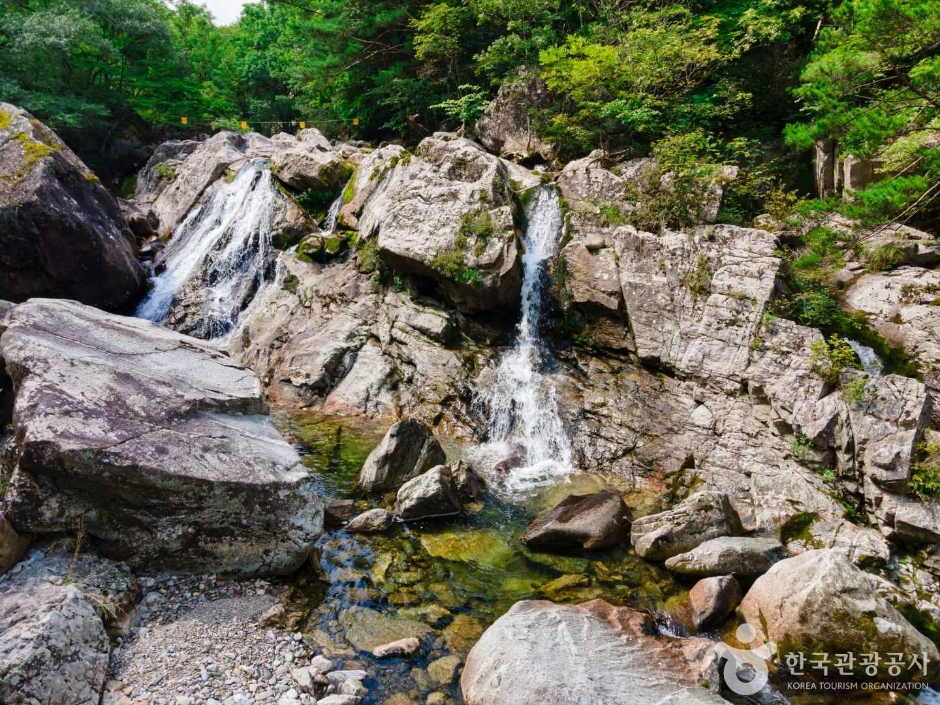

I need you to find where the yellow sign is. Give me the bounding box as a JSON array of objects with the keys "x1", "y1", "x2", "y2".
[
  {"x1": 181, "y1": 116, "x2": 188, "y2": 125},
  {"x1": 299, "y1": 121, "x2": 306, "y2": 130},
  {"x1": 240, "y1": 120, "x2": 248, "y2": 130},
  {"x1": 353, "y1": 117, "x2": 360, "y2": 126}
]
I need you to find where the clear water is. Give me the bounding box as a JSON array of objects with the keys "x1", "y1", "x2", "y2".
[
  {"x1": 136, "y1": 159, "x2": 278, "y2": 339},
  {"x1": 478, "y1": 187, "x2": 574, "y2": 494},
  {"x1": 848, "y1": 339, "x2": 885, "y2": 376}
]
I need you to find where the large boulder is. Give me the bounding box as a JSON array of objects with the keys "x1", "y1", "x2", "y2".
[
  {"x1": 357, "y1": 418, "x2": 446, "y2": 493},
  {"x1": 134, "y1": 138, "x2": 199, "y2": 205},
  {"x1": 396, "y1": 465, "x2": 462, "y2": 520},
  {"x1": 475, "y1": 71, "x2": 556, "y2": 163},
  {"x1": 740, "y1": 550, "x2": 940, "y2": 680},
  {"x1": 338, "y1": 145, "x2": 406, "y2": 231},
  {"x1": 461, "y1": 600, "x2": 729, "y2": 705},
  {"x1": 631, "y1": 492, "x2": 744, "y2": 561},
  {"x1": 690, "y1": 576, "x2": 741, "y2": 632},
  {"x1": 663, "y1": 537, "x2": 788, "y2": 579},
  {"x1": 0, "y1": 103, "x2": 145, "y2": 309},
  {"x1": 0, "y1": 299, "x2": 323, "y2": 575},
  {"x1": 0, "y1": 566, "x2": 110, "y2": 705},
  {"x1": 271, "y1": 129, "x2": 352, "y2": 191},
  {"x1": 358, "y1": 136, "x2": 522, "y2": 313},
  {"x1": 520, "y1": 491, "x2": 632, "y2": 551}
]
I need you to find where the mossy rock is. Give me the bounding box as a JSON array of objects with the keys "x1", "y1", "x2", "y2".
[{"x1": 419, "y1": 529, "x2": 515, "y2": 569}]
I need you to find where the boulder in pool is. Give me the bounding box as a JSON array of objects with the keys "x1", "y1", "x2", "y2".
[{"x1": 520, "y1": 490, "x2": 632, "y2": 551}]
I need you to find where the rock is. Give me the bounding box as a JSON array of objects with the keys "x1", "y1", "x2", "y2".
[
  {"x1": 118, "y1": 198, "x2": 156, "y2": 243},
  {"x1": 0, "y1": 102, "x2": 145, "y2": 309},
  {"x1": 420, "y1": 529, "x2": 515, "y2": 569},
  {"x1": 339, "y1": 606, "x2": 434, "y2": 652},
  {"x1": 357, "y1": 419, "x2": 446, "y2": 493},
  {"x1": 557, "y1": 151, "x2": 637, "y2": 215},
  {"x1": 740, "y1": 550, "x2": 940, "y2": 680},
  {"x1": 475, "y1": 70, "x2": 555, "y2": 163},
  {"x1": 540, "y1": 573, "x2": 590, "y2": 600},
  {"x1": 0, "y1": 567, "x2": 110, "y2": 705},
  {"x1": 270, "y1": 129, "x2": 351, "y2": 191},
  {"x1": 345, "y1": 508, "x2": 395, "y2": 533},
  {"x1": 372, "y1": 636, "x2": 422, "y2": 659},
  {"x1": 427, "y1": 654, "x2": 462, "y2": 687},
  {"x1": 0, "y1": 513, "x2": 28, "y2": 575},
  {"x1": 318, "y1": 696, "x2": 360, "y2": 705},
  {"x1": 461, "y1": 600, "x2": 728, "y2": 705},
  {"x1": 134, "y1": 138, "x2": 200, "y2": 204},
  {"x1": 0, "y1": 299, "x2": 323, "y2": 575},
  {"x1": 325, "y1": 499, "x2": 357, "y2": 528},
  {"x1": 663, "y1": 537, "x2": 788, "y2": 579},
  {"x1": 291, "y1": 666, "x2": 313, "y2": 692},
  {"x1": 310, "y1": 655, "x2": 335, "y2": 676},
  {"x1": 689, "y1": 576, "x2": 741, "y2": 632},
  {"x1": 338, "y1": 145, "x2": 407, "y2": 231},
  {"x1": 631, "y1": 492, "x2": 744, "y2": 561},
  {"x1": 520, "y1": 490, "x2": 632, "y2": 552},
  {"x1": 396, "y1": 465, "x2": 471, "y2": 520},
  {"x1": 442, "y1": 614, "x2": 484, "y2": 655},
  {"x1": 859, "y1": 222, "x2": 940, "y2": 268},
  {"x1": 358, "y1": 136, "x2": 522, "y2": 313}
]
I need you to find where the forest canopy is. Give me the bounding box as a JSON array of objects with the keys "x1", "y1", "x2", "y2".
[{"x1": 0, "y1": 0, "x2": 937, "y2": 227}]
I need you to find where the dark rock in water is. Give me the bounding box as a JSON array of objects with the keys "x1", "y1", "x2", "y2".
[
  {"x1": 461, "y1": 600, "x2": 730, "y2": 705},
  {"x1": 521, "y1": 491, "x2": 632, "y2": 552},
  {"x1": 452, "y1": 461, "x2": 486, "y2": 506},
  {"x1": 0, "y1": 299, "x2": 323, "y2": 575},
  {"x1": 631, "y1": 491, "x2": 744, "y2": 562},
  {"x1": 345, "y1": 508, "x2": 394, "y2": 533},
  {"x1": 493, "y1": 444, "x2": 527, "y2": 476},
  {"x1": 325, "y1": 499, "x2": 357, "y2": 528},
  {"x1": 340, "y1": 606, "x2": 434, "y2": 652},
  {"x1": 689, "y1": 575, "x2": 741, "y2": 632},
  {"x1": 357, "y1": 418, "x2": 446, "y2": 493},
  {"x1": 137, "y1": 238, "x2": 166, "y2": 260},
  {"x1": 0, "y1": 103, "x2": 145, "y2": 310}
]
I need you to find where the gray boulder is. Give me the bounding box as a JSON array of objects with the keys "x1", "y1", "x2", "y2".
[
  {"x1": 664, "y1": 537, "x2": 788, "y2": 579},
  {"x1": 475, "y1": 71, "x2": 555, "y2": 163},
  {"x1": 631, "y1": 491, "x2": 744, "y2": 561},
  {"x1": 271, "y1": 129, "x2": 352, "y2": 191},
  {"x1": 358, "y1": 136, "x2": 522, "y2": 313},
  {"x1": 338, "y1": 144, "x2": 406, "y2": 231},
  {"x1": 357, "y1": 418, "x2": 446, "y2": 493},
  {"x1": 0, "y1": 103, "x2": 145, "y2": 309},
  {"x1": 134, "y1": 138, "x2": 200, "y2": 204},
  {"x1": 1, "y1": 299, "x2": 323, "y2": 575},
  {"x1": 345, "y1": 508, "x2": 394, "y2": 533},
  {"x1": 689, "y1": 576, "x2": 741, "y2": 632},
  {"x1": 520, "y1": 491, "x2": 632, "y2": 551},
  {"x1": 461, "y1": 599, "x2": 729, "y2": 705},
  {"x1": 396, "y1": 465, "x2": 462, "y2": 520},
  {"x1": 740, "y1": 550, "x2": 940, "y2": 681}
]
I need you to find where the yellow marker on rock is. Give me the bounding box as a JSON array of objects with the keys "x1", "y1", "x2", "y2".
[
  {"x1": 181, "y1": 116, "x2": 188, "y2": 125},
  {"x1": 299, "y1": 121, "x2": 306, "y2": 129},
  {"x1": 353, "y1": 117, "x2": 359, "y2": 126},
  {"x1": 240, "y1": 120, "x2": 248, "y2": 130}
]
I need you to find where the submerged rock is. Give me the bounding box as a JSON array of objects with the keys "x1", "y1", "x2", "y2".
[
  {"x1": 740, "y1": 550, "x2": 940, "y2": 680},
  {"x1": 631, "y1": 492, "x2": 744, "y2": 562},
  {"x1": 664, "y1": 537, "x2": 788, "y2": 579},
  {"x1": 520, "y1": 490, "x2": 632, "y2": 552},
  {"x1": 357, "y1": 418, "x2": 446, "y2": 493},
  {"x1": 345, "y1": 508, "x2": 395, "y2": 533},
  {"x1": 0, "y1": 102, "x2": 145, "y2": 309},
  {"x1": 689, "y1": 576, "x2": 741, "y2": 632},
  {"x1": 339, "y1": 606, "x2": 434, "y2": 652},
  {"x1": 372, "y1": 636, "x2": 422, "y2": 659},
  {"x1": 0, "y1": 299, "x2": 323, "y2": 575},
  {"x1": 461, "y1": 599, "x2": 728, "y2": 705}
]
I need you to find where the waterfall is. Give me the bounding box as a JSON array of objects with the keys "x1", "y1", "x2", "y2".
[
  {"x1": 322, "y1": 195, "x2": 343, "y2": 233},
  {"x1": 137, "y1": 159, "x2": 278, "y2": 339},
  {"x1": 479, "y1": 186, "x2": 573, "y2": 493},
  {"x1": 847, "y1": 339, "x2": 884, "y2": 376}
]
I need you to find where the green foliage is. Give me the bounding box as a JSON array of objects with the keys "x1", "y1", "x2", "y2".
[
  {"x1": 791, "y1": 435, "x2": 816, "y2": 464},
  {"x1": 911, "y1": 440, "x2": 940, "y2": 501},
  {"x1": 598, "y1": 204, "x2": 627, "y2": 226},
  {"x1": 842, "y1": 376, "x2": 871, "y2": 404},
  {"x1": 431, "y1": 249, "x2": 483, "y2": 285},
  {"x1": 155, "y1": 163, "x2": 176, "y2": 180},
  {"x1": 862, "y1": 243, "x2": 905, "y2": 272},
  {"x1": 431, "y1": 85, "x2": 489, "y2": 130},
  {"x1": 809, "y1": 335, "x2": 861, "y2": 383}
]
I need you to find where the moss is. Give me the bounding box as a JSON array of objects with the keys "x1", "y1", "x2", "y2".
[
  {"x1": 282, "y1": 272, "x2": 300, "y2": 294},
  {"x1": 0, "y1": 109, "x2": 10, "y2": 130},
  {"x1": 223, "y1": 168, "x2": 236, "y2": 184},
  {"x1": 22, "y1": 139, "x2": 56, "y2": 170},
  {"x1": 897, "y1": 601, "x2": 940, "y2": 650},
  {"x1": 682, "y1": 253, "x2": 712, "y2": 297},
  {"x1": 84, "y1": 172, "x2": 101, "y2": 183},
  {"x1": 599, "y1": 203, "x2": 627, "y2": 226},
  {"x1": 156, "y1": 163, "x2": 176, "y2": 180},
  {"x1": 341, "y1": 167, "x2": 357, "y2": 205},
  {"x1": 779, "y1": 511, "x2": 823, "y2": 547},
  {"x1": 356, "y1": 237, "x2": 383, "y2": 275}
]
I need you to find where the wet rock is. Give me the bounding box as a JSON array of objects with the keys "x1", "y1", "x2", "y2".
[
  {"x1": 740, "y1": 550, "x2": 940, "y2": 680},
  {"x1": 461, "y1": 600, "x2": 728, "y2": 705},
  {"x1": 475, "y1": 70, "x2": 555, "y2": 163},
  {"x1": 631, "y1": 492, "x2": 744, "y2": 562},
  {"x1": 0, "y1": 102, "x2": 145, "y2": 309},
  {"x1": 358, "y1": 136, "x2": 523, "y2": 314},
  {"x1": 398, "y1": 604, "x2": 453, "y2": 628},
  {"x1": 339, "y1": 606, "x2": 434, "y2": 652},
  {"x1": 345, "y1": 508, "x2": 395, "y2": 533},
  {"x1": 427, "y1": 654, "x2": 462, "y2": 687},
  {"x1": 689, "y1": 576, "x2": 742, "y2": 632},
  {"x1": 0, "y1": 513, "x2": 28, "y2": 575},
  {"x1": 539, "y1": 574, "x2": 590, "y2": 600},
  {"x1": 493, "y1": 444, "x2": 527, "y2": 476},
  {"x1": 664, "y1": 537, "x2": 788, "y2": 579},
  {"x1": 0, "y1": 299, "x2": 323, "y2": 575},
  {"x1": 118, "y1": 198, "x2": 156, "y2": 243},
  {"x1": 420, "y1": 530, "x2": 515, "y2": 569},
  {"x1": 372, "y1": 636, "x2": 422, "y2": 659},
  {"x1": 396, "y1": 463, "x2": 484, "y2": 521},
  {"x1": 0, "y1": 564, "x2": 110, "y2": 705},
  {"x1": 357, "y1": 419, "x2": 446, "y2": 493},
  {"x1": 325, "y1": 499, "x2": 357, "y2": 528},
  {"x1": 442, "y1": 614, "x2": 484, "y2": 656},
  {"x1": 271, "y1": 129, "x2": 351, "y2": 191},
  {"x1": 520, "y1": 490, "x2": 632, "y2": 552}
]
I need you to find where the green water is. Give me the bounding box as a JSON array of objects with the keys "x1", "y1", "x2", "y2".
[{"x1": 275, "y1": 411, "x2": 688, "y2": 704}]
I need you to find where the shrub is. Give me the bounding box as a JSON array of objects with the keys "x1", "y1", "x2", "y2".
[
  {"x1": 862, "y1": 243, "x2": 905, "y2": 272},
  {"x1": 809, "y1": 335, "x2": 860, "y2": 383},
  {"x1": 911, "y1": 440, "x2": 940, "y2": 501}
]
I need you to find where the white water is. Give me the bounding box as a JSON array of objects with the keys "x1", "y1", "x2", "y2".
[
  {"x1": 137, "y1": 159, "x2": 277, "y2": 339},
  {"x1": 479, "y1": 187, "x2": 574, "y2": 493},
  {"x1": 322, "y1": 195, "x2": 342, "y2": 233},
  {"x1": 848, "y1": 339, "x2": 884, "y2": 376}
]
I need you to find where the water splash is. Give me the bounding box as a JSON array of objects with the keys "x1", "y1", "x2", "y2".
[
  {"x1": 322, "y1": 195, "x2": 343, "y2": 233},
  {"x1": 137, "y1": 159, "x2": 278, "y2": 339},
  {"x1": 847, "y1": 339, "x2": 884, "y2": 376},
  {"x1": 479, "y1": 187, "x2": 573, "y2": 494}
]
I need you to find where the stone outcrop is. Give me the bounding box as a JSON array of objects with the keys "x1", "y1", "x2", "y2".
[
  {"x1": 461, "y1": 600, "x2": 729, "y2": 705},
  {"x1": 1, "y1": 299, "x2": 323, "y2": 575},
  {"x1": 358, "y1": 135, "x2": 522, "y2": 313},
  {"x1": 663, "y1": 537, "x2": 788, "y2": 579},
  {"x1": 357, "y1": 418, "x2": 446, "y2": 493},
  {"x1": 271, "y1": 129, "x2": 352, "y2": 191},
  {"x1": 475, "y1": 71, "x2": 555, "y2": 163},
  {"x1": 740, "y1": 550, "x2": 940, "y2": 680},
  {"x1": 631, "y1": 492, "x2": 744, "y2": 561},
  {"x1": 134, "y1": 138, "x2": 199, "y2": 205},
  {"x1": 520, "y1": 491, "x2": 631, "y2": 551},
  {"x1": 0, "y1": 103, "x2": 145, "y2": 309}
]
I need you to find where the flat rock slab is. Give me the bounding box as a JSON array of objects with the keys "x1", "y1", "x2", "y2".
[
  {"x1": 664, "y1": 536, "x2": 787, "y2": 579},
  {"x1": 340, "y1": 606, "x2": 434, "y2": 652},
  {"x1": 1, "y1": 299, "x2": 322, "y2": 575},
  {"x1": 631, "y1": 491, "x2": 743, "y2": 561},
  {"x1": 461, "y1": 599, "x2": 729, "y2": 705}
]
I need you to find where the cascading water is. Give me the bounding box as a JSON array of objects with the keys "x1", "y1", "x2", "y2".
[
  {"x1": 137, "y1": 159, "x2": 278, "y2": 339},
  {"x1": 322, "y1": 195, "x2": 343, "y2": 233},
  {"x1": 847, "y1": 339, "x2": 884, "y2": 376},
  {"x1": 479, "y1": 186, "x2": 573, "y2": 493}
]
